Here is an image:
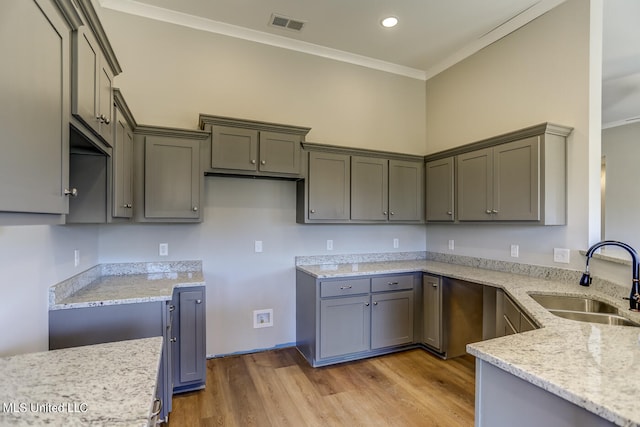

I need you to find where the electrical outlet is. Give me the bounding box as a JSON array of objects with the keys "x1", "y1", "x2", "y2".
[
  {"x1": 393, "y1": 238, "x2": 399, "y2": 249},
  {"x1": 448, "y1": 240, "x2": 455, "y2": 251},
  {"x1": 327, "y1": 240, "x2": 333, "y2": 251},
  {"x1": 159, "y1": 243, "x2": 168, "y2": 257},
  {"x1": 554, "y1": 248, "x2": 571, "y2": 264},
  {"x1": 253, "y1": 309, "x2": 273, "y2": 328},
  {"x1": 74, "y1": 249, "x2": 80, "y2": 267},
  {"x1": 254, "y1": 240, "x2": 263, "y2": 253},
  {"x1": 510, "y1": 244, "x2": 519, "y2": 258}
]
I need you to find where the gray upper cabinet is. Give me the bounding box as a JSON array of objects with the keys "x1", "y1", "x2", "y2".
[
  {"x1": 200, "y1": 115, "x2": 310, "y2": 179},
  {"x1": 0, "y1": 0, "x2": 71, "y2": 222},
  {"x1": 134, "y1": 126, "x2": 210, "y2": 223},
  {"x1": 389, "y1": 159, "x2": 424, "y2": 222},
  {"x1": 425, "y1": 157, "x2": 455, "y2": 222},
  {"x1": 351, "y1": 156, "x2": 388, "y2": 221},
  {"x1": 69, "y1": 0, "x2": 121, "y2": 151},
  {"x1": 111, "y1": 89, "x2": 136, "y2": 220},
  {"x1": 298, "y1": 143, "x2": 424, "y2": 224},
  {"x1": 303, "y1": 151, "x2": 351, "y2": 222},
  {"x1": 428, "y1": 123, "x2": 571, "y2": 225}
]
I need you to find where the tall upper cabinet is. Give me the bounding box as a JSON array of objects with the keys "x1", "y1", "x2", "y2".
[
  {"x1": 425, "y1": 123, "x2": 572, "y2": 225},
  {"x1": 1, "y1": 0, "x2": 72, "y2": 223},
  {"x1": 111, "y1": 89, "x2": 137, "y2": 220}
]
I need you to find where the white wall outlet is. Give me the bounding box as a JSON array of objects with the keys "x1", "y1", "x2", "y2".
[
  {"x1": 326, "y1": 239, "x2": 333, "y2": 251},
  {"x1": 510, "y1": 244, "x2": 519, "y2": 258},
  {"x1": 448, "y1": 240, "x2": 455, "y2": 251},
  {"x1": 74, "y1": 249, "x2": 80, "y2": 267},
  {"x1": 254, "y1": 240, "x2": 263, "y2": 253},
  {"x1": 253, "y1": 309, "x2": 273, "y2": 328},
  {"x1": 159, "y1": 243, "x2": 168, "y2": 257},
  {"x1": 393, "y1": 238, "x2": 399, "y2": 249},
  {"x1": 554, "y1": 248, "x2": 571, "y2": 264}
]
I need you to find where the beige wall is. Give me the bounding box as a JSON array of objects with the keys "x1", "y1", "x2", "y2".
[
  {"x1": 98, "y1": 9, "x2": 426, "y2": 155},
  {"x1": 424, "y1": 0, "x2": 602, "y2": 270}
]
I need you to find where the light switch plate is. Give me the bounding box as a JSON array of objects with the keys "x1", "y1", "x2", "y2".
[
  {"x1": 159, "y1": 243, "x2": 168, "y2": 257},
  {"x1": 510, "y1": 244, "x2": 519, "y2": 257},
  {"x1": 448, "y1": 240, "x2": 455, "y2": 250},
  {"x1": 393, "y1": 238, "x2": 399, "y2": 249},
  {"x1": 327, "y1": 240, "x2": 333, "y2": 251},
  {"x1": 254, "y1": 240, "x2": 263, "y2": 253}
]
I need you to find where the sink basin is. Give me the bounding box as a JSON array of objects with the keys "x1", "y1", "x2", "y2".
[{"x1": 530, "y1": 294, "x2": 640, "y2": 327}]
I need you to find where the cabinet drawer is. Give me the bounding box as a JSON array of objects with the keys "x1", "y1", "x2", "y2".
[
  {"x1": 320, "y1": 278, "x2": 370, "y2": 297},
  {"x1": 503, "y1": 295, "x2": 521, "y2": 330},
  {"x1": 371, "y1": 275, "x2": 414, "y2": 293}
]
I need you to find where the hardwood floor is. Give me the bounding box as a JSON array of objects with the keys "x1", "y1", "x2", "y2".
[{"x1": 169, "y1": 348, "x2": 475, "y2": 427}]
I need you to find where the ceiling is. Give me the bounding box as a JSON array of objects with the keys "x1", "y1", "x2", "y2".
[{"x1": 100, "y1": 0, "x2": 640, "y2": 127}]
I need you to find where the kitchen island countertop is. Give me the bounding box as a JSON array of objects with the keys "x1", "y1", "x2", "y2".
[
  {"x1": 297, "y1": 255, "x2": 640, "y2": 427},
  {"x1": 0, "y1": 337, "x2": 163, "y2": 426}
]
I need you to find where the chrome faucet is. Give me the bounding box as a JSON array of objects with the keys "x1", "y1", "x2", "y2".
[{"x1": 580, "y1": 240, "x2": 640, "y2": 311}]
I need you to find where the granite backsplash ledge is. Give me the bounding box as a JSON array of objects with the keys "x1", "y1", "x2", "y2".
[{"x1": 49, "y1": 260, "x2": 203, "y2": 306}]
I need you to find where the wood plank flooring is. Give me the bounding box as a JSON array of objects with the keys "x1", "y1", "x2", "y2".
[{"x1": 169, "y1": 348, "x2": 475, "y2": 427}]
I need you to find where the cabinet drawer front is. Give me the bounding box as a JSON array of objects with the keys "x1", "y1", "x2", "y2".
[
  {"x1": 320, "y1": 278, "x2": 370, "y2": 297},
  {"x1": 371, "y1": 275, "x2": 414, "y2": 292}
]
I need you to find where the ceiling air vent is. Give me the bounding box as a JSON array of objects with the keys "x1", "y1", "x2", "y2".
[{"x1": 269, "y1": 13, "x2": 306, "y2": 32}]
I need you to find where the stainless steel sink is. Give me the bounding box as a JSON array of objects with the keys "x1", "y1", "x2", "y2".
[{"x1": 530, "y1": 294, "x2": 640, "y2": 327}]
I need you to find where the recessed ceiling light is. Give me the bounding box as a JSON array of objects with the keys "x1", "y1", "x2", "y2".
[{"x1": 381, "y1": 16, "x2": 398, "y2": 28}]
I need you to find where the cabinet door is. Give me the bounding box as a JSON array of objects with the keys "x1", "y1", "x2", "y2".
[
  {"x1": 457, "y1": 148, "x2": 493, "y2": 221},
  {"x1": 389, "y1": 159, "x2": 424, "y2": 221},
  {"x1": 112, "y1": 107, "x2": 133, "y2": 218},
  {"x1": 426, "y1": 157, "x2": 455, "y2": 222},
  {"x1": 97, "y1": 62, "x2": 114, "y2": 146},
  {"x1": 174, "y1": 288, "x2": 206, "y2": 388},
  {"x1": 320, "y1": 295, "x2": 370, "y2": 359},
  {"x1": 0, "y1": 0, "x2": 70, "y2": 215},
  {"x1": 211, "y1": 125, "x2": 258, "y2": 171},
  {"x1": 493, "y1": 137, "x2": 540, "y2": 221},
  {"x1": 259, "y1": 132, "x2": 300, "y2": 174},
  {"x1": 307, "y1": 152, "x2": 350, "y2": 220},
  {"x1": 73, "y1": 26, "x2": 100, "y2": 135},
  {"x1": 371, "y1": 290, "x2": 414, "y2": 349},
  {"x1": 144, "y1": 136, "x2": 200, "y2": 219},
  {"x1": 422, "y1": 274, "x2": 442, "y2": 350},
  {"x1": 351, "y1": 156, "x2": 388, "y2": 221}
]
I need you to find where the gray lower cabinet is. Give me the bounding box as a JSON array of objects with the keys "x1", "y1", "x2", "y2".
[
  {"x1": 49, "y1": 301, "x2": 174, "y2": 422},
  {"x1": 133, "y1": 126, "x2": 210, "y2": 222},
  {"x1": 496, "y1": 289, "x2": 537, "y2": 336},
  {"x1": 0, "y1": 0, "x2": 71, "y2": 220},
  {"x1": 172, "y1": 286, "x2": 207, "y2": 393},
  {"x1": 425, "y1": 157, "x2": 455, "y2": 222},
  {"x1": 422, "y1": 274, "x2": 443, "y2": 351},
  {"x1": 296, "y1": 270, "x2": 418, "y2": 367}
]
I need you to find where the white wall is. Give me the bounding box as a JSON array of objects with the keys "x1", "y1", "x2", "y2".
[
  {"x1": 424, "y1": 0, "x2": 603, "y2": 272},
  {"x1": 0, "y1": 225, "x2": 99, "y2": 356},
  {"x1": 98, "y1": 178, "x2": 426, "y2": 356}
]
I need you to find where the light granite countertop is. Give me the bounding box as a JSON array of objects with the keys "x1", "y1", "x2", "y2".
[
  {"x1": 296, "y1": 253, "x2": 640, "y2": 427},
  {"x1": 0, "y1": 337, "x2": 163, "y2": 426},
  {"x1": 49, "y1": 261, "x2": 205, "y2": 310}
]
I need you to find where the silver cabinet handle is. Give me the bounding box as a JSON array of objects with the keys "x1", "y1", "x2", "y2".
[
  {"x1": 432, "y1": 283, "x2": 438, "y2": 288},
  {"x1": 261, "y1": 160, "x2": 266, "y2": 165},
  {"x1": 365, "y1": 302, "x2": 370, "y2": 306},
  {"x1": 390, "y1": 212, "x2": 394, "y2": 216},
  {"x1": 373, "y1": 301, "x2": 378, "y2": 306},
  {"x1": 486, "y1": 210, "x2": 492, "y2": 214},
  {"x1": 383, "y1": 211, "x2": 388, "y2": 215},
  {"x1": 388, "y1": 282, "x2": 399, "y2": 286},
  {"x1": 64, "y1": 188, "x2": 78, "y2": 197},
  {"x1": 168, "y1": 305, "x2": 175, "y2": 312},
  {"x1": 196, "y1": 299, "x2": 202, "y2": 304},
  {"x1": 127, "y1": 204, "x2": 133, "y2": 208},
  {"x1": 492, "y1": 209, "x2": 499, "y2": 214},
  {"x1": 170, "y1": 337, "x2": 177, "y2": 343},
  {"x1": 251, "y1": 160, "x2": 256, "y2": 164},
  {"x1": 96, "y1": 114, "x2": 110, "y2": 124},
  {"x1": 340, "y1": 285, "x2": 352, "y2": 290},
  {"x1": 192, "y1": 206, "x2": 199, "y2": 212},
  {"x1": 151, "y1": 398, "x2": 162, "y2": 417},
  {"x1": 447, "y1": 211, "x2": 453, "y2": 215},
  {"x1": 310, "y1": 209, "x2": 316, "y2": 214}
]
